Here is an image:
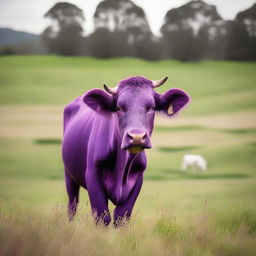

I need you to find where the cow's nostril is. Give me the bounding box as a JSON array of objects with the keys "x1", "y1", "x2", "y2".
[
  {"x1": 127, "y1": 132, "x2": 133, "y2": 139},
  {"x1": 127, "y1": 131, "x2": 146, "y2": 145}
]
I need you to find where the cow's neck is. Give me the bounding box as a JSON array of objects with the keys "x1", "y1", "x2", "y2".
[{"x1": 105, "y1": 114, "x2": 143, "y2": 203}]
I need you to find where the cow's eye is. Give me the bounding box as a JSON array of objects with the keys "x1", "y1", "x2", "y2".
[
  {"x1": 116, "y1": 106, "x2": 124, "y2": 112},
  {"x1": 147, "y1": 106, "x2": 155, "y2": 112}
]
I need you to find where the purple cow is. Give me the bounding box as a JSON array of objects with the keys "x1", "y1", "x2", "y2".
[{"x1": 62, "y1": 76, "x2": 190, "y2": 226}]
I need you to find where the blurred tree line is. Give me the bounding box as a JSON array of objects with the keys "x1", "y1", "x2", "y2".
[{"x1": 2, "y1": 0, "x2": 256, "y2": 61}]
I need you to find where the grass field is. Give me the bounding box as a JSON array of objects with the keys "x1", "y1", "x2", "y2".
[{"x1": 0, "y1": 56, "x2": 256, "y2": 256}]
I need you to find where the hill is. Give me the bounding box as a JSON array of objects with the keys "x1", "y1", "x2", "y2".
[{"x1": 0, "y1": 28, "x2": 39, "y2": 46}]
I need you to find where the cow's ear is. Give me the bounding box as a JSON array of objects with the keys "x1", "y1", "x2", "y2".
[
  {"x1": 83, "y1": 89, "x2": 114, "y2": 112},
  {"x1": 155, "y1": 88, "x2": 190, "y2": 117}
]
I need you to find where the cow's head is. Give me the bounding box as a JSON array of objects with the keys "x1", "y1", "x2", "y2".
[{"x1": 83, "y1": 76, "x2": 190, "y2": 154}]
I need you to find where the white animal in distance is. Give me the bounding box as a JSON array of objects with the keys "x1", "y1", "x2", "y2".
[{"x1": 182, "y1": 154, "x2": 207, "y2": 171}]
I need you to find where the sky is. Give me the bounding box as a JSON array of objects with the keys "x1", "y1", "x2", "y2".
[{"x1": 0, "y1": 0, "x2": 255, "y2": 35}]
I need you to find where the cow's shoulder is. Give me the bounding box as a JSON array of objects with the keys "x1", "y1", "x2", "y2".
[{"x1": 63, "y1": 97, "x2": 82, "y2": 131}]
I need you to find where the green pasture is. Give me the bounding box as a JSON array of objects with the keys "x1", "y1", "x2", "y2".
[
  {"x1": 0, "y1": 56, "x2": 256, "y2": 256},
  {"x1": 0, "y1": 56, "x2": 256, "y2": 115}
]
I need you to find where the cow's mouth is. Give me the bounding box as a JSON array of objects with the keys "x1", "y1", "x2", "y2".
[{"x1": 127, "y1": 146, "x2": 144, "y2": 154}]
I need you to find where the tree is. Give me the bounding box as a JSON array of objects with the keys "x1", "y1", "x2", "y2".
[
  {"x1": 227, "y1": 3, "x2": 256, "y2": 60},
  {"x1": 88, "y1": 28, "x2": 130, "y2": 58},
  {"x1": 161, "y1": 0, "x2": 226, "y2": 61},
  {"x1": 89, "y1": 0, "x2": 158, "y2": 59},
  {"x1": 94, "y1": 0, "x2": 151, "y2": 41},
  {"x1": 41, "y1": 2, "x2": 85, "y2": 55}
]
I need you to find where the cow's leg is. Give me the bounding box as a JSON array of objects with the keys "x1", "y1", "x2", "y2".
[
  {"x1": 86, "y1": 171, "x2": 111, "y2": 226},
  {"x1": 65, "y1": 171, "x2": 80, "y2": 221},
  {"x1": 114, "y1": 175, "x2": 143, "y2": 227}
]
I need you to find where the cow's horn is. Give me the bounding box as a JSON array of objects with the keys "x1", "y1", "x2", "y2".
[
  {"x1": 103, "y1": 84, "x2": 118, "y2": 95},
  {"x1": 152, "y1": 77, "x2": 168, "y2": 88}
]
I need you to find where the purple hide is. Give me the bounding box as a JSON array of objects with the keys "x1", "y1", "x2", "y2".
[{"x1": 62, "y1": 76, "x2": 190, "y2": 225}]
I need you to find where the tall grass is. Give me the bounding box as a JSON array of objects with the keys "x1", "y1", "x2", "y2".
[{"x1": 1, "y1": 205, "x2": 256, "y2": 256}]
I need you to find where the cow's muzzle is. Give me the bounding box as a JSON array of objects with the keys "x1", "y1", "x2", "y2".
[{"x1": 121, "y1": 130, "x2": 152, "y2": 154}]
